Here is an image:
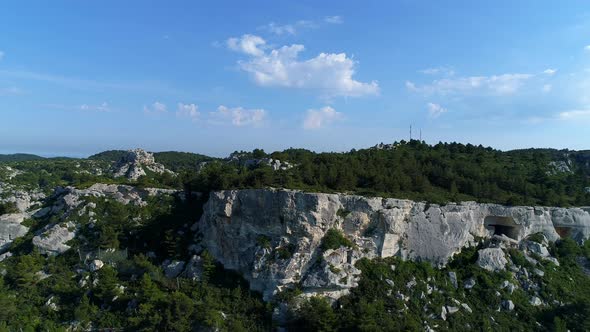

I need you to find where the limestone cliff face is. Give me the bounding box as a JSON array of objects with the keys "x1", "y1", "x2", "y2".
[{"x1": 196, "y1": 188, "x2": 590, "y2": 300}]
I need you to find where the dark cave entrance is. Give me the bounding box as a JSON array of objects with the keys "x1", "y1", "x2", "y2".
[{"x1": 484, "y1": 216, "x2": 521, "y2": 240}]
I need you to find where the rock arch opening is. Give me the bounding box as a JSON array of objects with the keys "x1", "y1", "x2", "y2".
[{"x1": 484, "y1": 216, "x2": 521, "y2": 240}]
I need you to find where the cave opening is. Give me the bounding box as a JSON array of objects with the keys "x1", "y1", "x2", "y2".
[{"x1": 484, "y1": 216, "x2": 521, "y2": 240}]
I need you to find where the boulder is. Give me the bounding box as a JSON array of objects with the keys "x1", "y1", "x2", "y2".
[
  {"x1": 163, "y1": 260, "x2": 185, "y2": 278},
  {"x1": 502, "y1": 300, "x2": 515, "y2": 311},
  {"x1": 530, "y1": 296, "x2": 542, "y2": 306},
  {"x1": 89, "y1": 259, "x2": 104, "y2": 272},
  {"x1": 527, "y1": 241, "x2": 550, "y2": 257},
  {"x1": 464, "y1": 278, "x2": 476, "y2": 289},
  {"x1": 477, "y1": 248, "x2": 508, "y2": 272},
  {"x1": 448, "y1": 271, "x2": 458, "y2": 289}
]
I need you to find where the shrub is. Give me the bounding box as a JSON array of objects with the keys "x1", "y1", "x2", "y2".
[
  {"x1": 337, "y1": 208, "x2": 351, "y2": 219},
  {"x1": 277, "y1": 244, "x2": 296, "y2": 259},
  {"x1": 321, "y1": 229, "x2": 354, "y2": 251},
  {"x1": 256, "y1": 235, "x2": 272, "y2": 249}
]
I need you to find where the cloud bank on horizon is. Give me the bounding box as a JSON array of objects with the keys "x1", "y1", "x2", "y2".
[{"x1": 1, "y1": 1, "x2": 590, "y2": 156}]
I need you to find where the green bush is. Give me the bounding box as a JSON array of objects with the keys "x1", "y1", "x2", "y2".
[{"x1": 321, "y1": 229, "x2": 354, "y2": 251}]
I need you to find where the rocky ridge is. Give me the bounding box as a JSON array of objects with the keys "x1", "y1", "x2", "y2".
[
  {"x1": 112, "y1": 148, "x2": 174, "y2": 180},
  {"x1": 196, "y1": 188, "x2": 590, "y2": 300},
  {"x1": 0, "y1": 183, "x2": 181, "y2": 256}
]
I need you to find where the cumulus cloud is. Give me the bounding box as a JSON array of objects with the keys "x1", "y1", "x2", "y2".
[
  {"x1": 303, "y1": 106, "x2": 343, "y2": 129},
  {"x1": 407, "y1": 73, "x2": 532, "y2": 96},
  {"x1": 228, "y1": 34, "x2": 379, "y2": 97},
  {"x1": 543, "y1": 68, "x2": 557, "y2": 75},
  {"x1": 176, "y1": 103, "x2": 199, "y2": 120},
  {"x1": 210, "y1": 105, "x2": 266, "y2": 126},
  {"x1": 426, "y1": 102, "x2": 447, "y2": 118},
  {"x1": 80, "y1": 102, "x2": 110, "y2": 112},
  {"x1": 324, "y1": 16, "x2": 343, "y2": 24},
  {"x1": 144, "y1": 101, "x2": 167, "y2": 114},
  {"x1": 227, "y1": 34, "x2": 266, "y2": 56}
]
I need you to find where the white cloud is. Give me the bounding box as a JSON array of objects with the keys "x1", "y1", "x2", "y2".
[
  {"x1": 426, "y1": 102, "x2": 447, "y2": 118},
  {"x1": 227, "y1": 34, "x2": 266, "y2": 56},
  {"x1": 144, "y1": 101, "x2": 167, "y2": 114},
  {"x1": 210, "y1": 105, "x2": 266, "y2": 126},
  {"x1": 0, "y1": 51, "x2": 4, "y2": 61},
  {"x1": 80, "y1": 102, "x2": 110, "y2": 112},
  {"x1": 407, "y1": 73, "x2": 532, "y2": 96},
  {"x1": 543, "y1": 68, "x2": 557, "y2": 75},
  {"x1": 419, "y1": 66, "x2": 455, "y2": 76},
  {"x1": 228, "y1": 34, "x2": 379, "y2": 98},
  {"x1": 176, "y1": 103, "x2": 199, "y2": 120},
  {"x1": 324, "y1": 16, "x2": 343, "y2": 24},
  {"x1": 259, "y1": 20, "x2": 319, "y2": 36},
  {"x1": 303, "y1": 106, "x2": 343, "y2": 129},
  {"x1": 261, "y1": 22, "x2": 296, "y2": 35},
  {"x1": 542, "y1": 84, "x2": 552, "y2": 93},
  {"x1": 559, "y1": 109, "x2": 590, "y2": 120}
]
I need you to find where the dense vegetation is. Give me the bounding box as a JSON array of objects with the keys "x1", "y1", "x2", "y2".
[
  {"x1": 0, "y1": 196, "x2": 270, "y2": 331},
  {"x1": 189, "y1": 141, "x2": 590, "y2": 207},
  {"x1": 288, "y1": 238, "x2": 590, "y2": 332}
]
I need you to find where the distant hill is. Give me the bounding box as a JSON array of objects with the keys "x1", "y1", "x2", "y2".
[
  {"x1": 0, "y1": 153, "x2": 45, "y2": 162},
  {"x1": 154, "y1": 151, "x2": 216, "y2": 171},
  {"x1": 88, "y1": 150, "x2": 127, "y2": 162},
  {"x1": 89, "y1": 149, "x2": 215, "y2": 171}
]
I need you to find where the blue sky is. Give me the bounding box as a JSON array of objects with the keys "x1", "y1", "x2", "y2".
[{"x1": 1, "y1": 1, "x2": 590, "y2": 157}]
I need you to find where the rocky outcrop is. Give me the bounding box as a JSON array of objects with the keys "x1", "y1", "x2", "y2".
[
  {"x1": 1, "y1": 183, "x2": 180, "y2": 255},
  {"x1": 32, "y1": 222, "x2": 76, "y2": 255},
  {"x1": 196, "y1": 188, "x2": 590, "y2": 300},
  {"x1": 0, "y1": 213, "x2": 29, "y2": 251},
  {"x1": 112, "y1": 149, "x2": 173, "y2": 180}
]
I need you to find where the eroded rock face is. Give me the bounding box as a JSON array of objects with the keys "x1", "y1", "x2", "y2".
[
  {"x1": 0, "y1": 213, "x2": 29, "y2": 251},
  {"x1": 112, "y1": 149, "x2": 173, "y2": 180},
  {"x1": 476, "y1": 248, "x2": 508, "y2": 272},
  {"x1": 32, "y1": 222, "x2": 76, "y2": 256},
  {"x1": 197, "y1": 188, "x2": 590, "y2": 300}
]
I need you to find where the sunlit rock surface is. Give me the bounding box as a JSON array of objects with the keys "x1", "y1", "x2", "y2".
[{"x1": 197, "y1": 188, "x2": 590, "y2": 300}]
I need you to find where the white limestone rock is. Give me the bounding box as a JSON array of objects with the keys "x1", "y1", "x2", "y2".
[
  {"x1": 112, "y1": 149, "x2": 174, "y2": 180},
  {"x1": 0, "y1": 213, "x2": 29, "y2": 251},
  {"x1": 477, "y1": 248, "x2": 508, "y2": 272},
  {"x1": 32, "y1": 222, "x2": 76, "y2": 256},
  {"x1": 502, "y1": 300, "x2": 515, "y2": 311},
  {"x1": 89, "y1": 259, "x2": 104, "y2": 272},
  {"x1": 197, "y1": 188, "x2": 590, "y2": 300}
]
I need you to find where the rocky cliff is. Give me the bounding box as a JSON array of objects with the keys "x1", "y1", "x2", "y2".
[{"x1": 196, "y1": 188, "x2": 590, "y2": 300}]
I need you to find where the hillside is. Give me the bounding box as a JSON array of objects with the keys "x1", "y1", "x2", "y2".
[
  {"x1": 0, "y1": 153, "x2": 45, "y2": 162},
  {"x1": 1, "y1": 144, "x2": 590, "y2": 330}
]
